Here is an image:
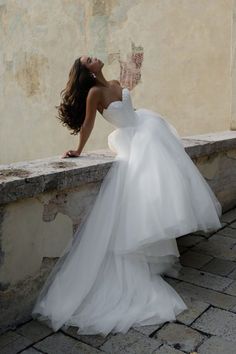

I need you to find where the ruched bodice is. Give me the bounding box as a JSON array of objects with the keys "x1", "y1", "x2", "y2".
[{"x1": 102, "y1": 88, "x2": 137, "y2": 128}]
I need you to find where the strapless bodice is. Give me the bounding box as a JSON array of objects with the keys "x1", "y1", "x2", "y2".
[{"x1": 102, "y1": 88, "x2": 137, "y2": 128}]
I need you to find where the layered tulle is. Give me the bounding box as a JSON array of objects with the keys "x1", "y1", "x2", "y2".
[
  {"x1": 108, "y1": 109, "x2": 222, "y2": 258},
  {"x1": 32, "y1": 92, "x2": 222, "y2": 336}
]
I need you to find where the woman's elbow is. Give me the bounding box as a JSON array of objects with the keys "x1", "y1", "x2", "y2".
[{"x1": 81, "y1": 122, "x2": 94, "y2": 134}]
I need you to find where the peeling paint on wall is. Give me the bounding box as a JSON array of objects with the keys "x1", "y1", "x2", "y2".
[
  {"x1": 195, "y1": 152, "x2": 221, "y2": 180},
  {"x1": 119, "y1": 41, "x2": 144, "y2": 90},
  {"x1": 226, "y1": 148, "x2": 236, "y2": 159},
  {"x1": 88, "y1": 0, "x2": 139, "y2": 62},
  {"x1": 0, "y1": 206, "x2": 6, "y2": 267},
  {"x1": 107, "y1": 42, "x2": 144, "y2": 90},
  {"x1": 37, "y1": 182, "x2": 102, "y2": 235},
  {"x1": 14, "y1": 52, "x2": 48, "y2": 96},
  {"x1": 108, "y1": 51, "x2": 120, "y2": 64}
]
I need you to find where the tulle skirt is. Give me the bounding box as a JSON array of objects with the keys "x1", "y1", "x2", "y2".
[{"x1": 32, "y1": 108, "x2": 222, "y2": 336}]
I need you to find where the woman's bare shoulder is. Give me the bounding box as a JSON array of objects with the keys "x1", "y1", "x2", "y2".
[
  {"x1": 87, "y1": 86, "x2": 103, "y2": 99},
  {"x1": 110, "y1": 79, "x2": 121, "y2": 87}
]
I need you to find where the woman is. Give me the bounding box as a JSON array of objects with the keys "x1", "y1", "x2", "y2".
[
  {"x1": 32, "y1": 56, "x2": 222, "y2": 336},
  {"x1": 59, "y1": 55, "x2": 125, "y2": 158}
]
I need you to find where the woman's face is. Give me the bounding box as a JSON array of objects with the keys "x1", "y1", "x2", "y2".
[{"x1": 80, "y1": 56, "x2": 104, "y2": 74}]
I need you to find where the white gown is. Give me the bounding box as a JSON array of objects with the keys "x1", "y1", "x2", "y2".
[{"x1": 31, "y1": 87, "x2": 222, "y2": 336}]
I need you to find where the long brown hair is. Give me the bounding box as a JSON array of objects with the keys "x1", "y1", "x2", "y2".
[{"x1": 55, "y1": 57, "x2": 96, "y2": 135}]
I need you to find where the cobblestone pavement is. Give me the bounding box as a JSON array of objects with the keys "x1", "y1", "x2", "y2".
[{"x1": 1, "y1": 207, "x2": 236, "y2": 353}]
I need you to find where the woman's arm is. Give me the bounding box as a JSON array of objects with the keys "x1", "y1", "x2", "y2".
[{"x1": 62, "y1": 87, "x2": 101, "y2": 158}]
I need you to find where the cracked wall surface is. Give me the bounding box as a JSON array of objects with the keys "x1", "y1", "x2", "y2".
[
  {"x1": 0, "y1": 181, "x2": 102, "y2": 286},
  {"x1": 0, "y1": 179, "x2": 102, "y2": 333}
]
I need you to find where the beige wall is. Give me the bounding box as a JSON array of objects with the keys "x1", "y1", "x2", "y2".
[
  {"x1": 232, "y1": 0, "x2": 236, "y2": 129},
  {"x1": 0, "y1": 0, "x2": 232, "y2": 164}
]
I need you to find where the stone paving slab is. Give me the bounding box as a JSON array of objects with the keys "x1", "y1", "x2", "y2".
[
  {"x1": 210, "y1": 233, "x2": 236, "y2": 244},
  {"x1": 191, "y1": 235, "x2": 236, "y2": 261},
  {"x1": 177, "y1": 235, "x2": 205, "y2": 248},
  {"x1": 220, "y1": 208, "x2": 236, "y2": 223},
  {"x1": 132, "y1": 323, "x2": 162, "y2": 336},
  {"x1": 99, "y1": 328, "x2": 162, "y2": 353},
  {"x1": 164, "y1": 276, "x2": 181, "y2": 287},
  {"x1": 153, "y1": 322, "x2": 205, "y2": 353},
  {"x1": 21, "y1": 348, "x2": 43, "y2": 354},
  {"x1": 175, "y1": 295, "x2": 210, "y2": 326},
  {"x1": 15, "y1": 320, "x2": 53, "y2": 342},
  {"x1": 0, "y1": 330, "x2": 21, "y2": 349},
  {"x1": 33, "y1": 331, "x2": 103, "y2": 353},
  {"x1": 223, "y1": 279, "x2": 236, "y2": 296},
  {"x1": 152, "y1": 344, "x2": 186, "y2": 353},
  {"x1": 0, "y1": 330, "x2": 33, "y2": 354},
  {"x1": 173, "y1": 265, "x2": 233, "y2": 291},
  {"x1": 179, "y1": 250, "x2": 213, "y2": 269},
  {"x1": 229, "y1": 302, "x2": 236, "y2": 313},
  {"x1": 61, "y1": 325, "x2": 110, "y2": 347},
  {"x1": 218, "y1": 221, "x2": 228, "y2": 228},
  {"x1": 191, "y1": 307, "x2": 236, "y2": 343},
  {"x1": 227, "y1": 266, "x2": 236, "y2": 279},
  {"x1": 199, "y1": 257, "x2": 236, "y2": 276},
  {"x1": 217, "y1": 227, "x2": 236, "y2": 239},
  {"x1": 174, "y1": 281, "x2": 236, "y2": 310},
  {"x1": 197, "y1": 335, "x2": 236, "y2": 354},
  {"x1": 192, "y1": 229, "x2": 219, "y2": 238},
  {"x1": 229, "y1": 221, "x2": 236, "y2": 229}
]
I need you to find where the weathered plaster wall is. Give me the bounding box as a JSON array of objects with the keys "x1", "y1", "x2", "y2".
[
  {"x1": 0, "y1": 182, "x2": 102, "y2": 286},
  {"x1": 194, "y1": 149, "x2": 236, "y2": 210},
  {"x1": 0, "y1": 0, "x2": 232, "y2": 164},
  {"x1": 232, "y1": 0, "x2": 236, "y2": 130},
  {"x1": 0, "y1": 182, "x2": 103, "y2": 333}
]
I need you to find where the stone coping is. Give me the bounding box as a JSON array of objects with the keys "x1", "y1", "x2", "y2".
[
  {"x1": 182, "y1": 130, "x2": 236, "y2": 157},
  {"x1": 0, "y1": 130, "x2": 235, "y2": 205}
]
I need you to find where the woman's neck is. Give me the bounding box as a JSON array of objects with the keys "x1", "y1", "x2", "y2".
[{"x1": 95, "y1": 71, "x2": 110, "y2": 88}]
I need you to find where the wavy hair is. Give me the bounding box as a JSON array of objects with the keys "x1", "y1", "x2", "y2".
[{"x1": 55, "y1": 57, "x2": 96, "y2": 135}]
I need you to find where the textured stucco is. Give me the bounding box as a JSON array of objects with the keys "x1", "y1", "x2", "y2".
[
  {"x1": 0, "y1": 180, "x2": 101, "y2": 285},
  {"x1": 0, "y1": 196, "x2": 72, "y2": 284},
  {"x1": 232, "y1": 0, "x2": 236, "y2": 129},
  {"x1": 194, "y1": 152, "x2": 221, "y2": 180},
  {"x1": 0, "y1": 0, "x2": 232, "y2": 164}
]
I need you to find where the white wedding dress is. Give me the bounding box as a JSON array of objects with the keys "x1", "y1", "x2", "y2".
[{"x1": 32, "y1": 87, "x2": 222, "y2": 336}]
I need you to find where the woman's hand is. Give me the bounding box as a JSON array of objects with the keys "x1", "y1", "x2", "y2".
[{"x1": 61, "y1": 150, "x2": 81, "y2": 158}]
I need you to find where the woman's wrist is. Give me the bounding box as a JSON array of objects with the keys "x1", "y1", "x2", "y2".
[{"x1": 76, "y1": 149, "x2": 82, "y2": 155}]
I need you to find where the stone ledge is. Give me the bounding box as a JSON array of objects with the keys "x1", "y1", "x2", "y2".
[
  {"x1": 0, "y1": 130, "x2": 235, "y2": 205},
  {"x1": 182, "y1": 130, "x2": 236, "y2": 158},
  {"x1": 0, "y1": 150, "x2": 116, "y2": 205}
]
